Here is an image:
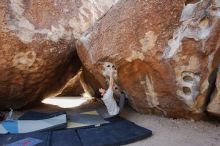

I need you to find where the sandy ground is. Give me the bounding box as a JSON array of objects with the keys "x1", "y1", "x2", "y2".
[
  {"x1": 10, "y1": 99, "x2": 220, "y2": 146},
  {"x1": 121, "y1": 108, "x2": 220, "y2": 146}
]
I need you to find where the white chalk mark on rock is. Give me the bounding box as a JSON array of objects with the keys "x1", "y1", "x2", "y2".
[
  {"x1": 142, "y1": 75, "x2": 167, "y2": 115},
  {"x1": 102, "y1": 62, "x2": 117, "y2": 80},
  {"x1": 140, "y1": 31, "x2": 157, "y2": 52},
  {"x1": 126, "y1": 51, "x2": 144, "y2": 62}
]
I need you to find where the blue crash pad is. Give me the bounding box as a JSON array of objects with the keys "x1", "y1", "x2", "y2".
[
  {"x1": 0, "y1": 131, "x2": 50, "y2": 146},
  {"x1": 18, "y1": 111, "x2": 66, "y2": 120},
  {"x1": 51, "y1": 129, "x2": 82, "y2": 146},
  {"x1": 0, "y1": 114, "x2": 152, "y2": 146},
  {"x1": 77, "y1": 117, "x2": 152, "y2": 146}
]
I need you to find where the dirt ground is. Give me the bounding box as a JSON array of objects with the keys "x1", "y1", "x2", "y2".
[
  {"x1": 11, "y1": 99, "x2": 220, "y2": 146},
  {"x1": 121, "y1": 108, "x2": 220, "y2": 146}
]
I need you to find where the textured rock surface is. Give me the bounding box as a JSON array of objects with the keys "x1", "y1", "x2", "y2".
[
  {"x1": 0, "y1": 0, "x2": 118, "y2": 109},
  {"x1": 58, "y1": 71, "x2": 84, "y2": 97},
  {"x1": 207, "y1": 67, "x2": 220, "y2": 117},
  {"x1": 77, "y1": 0, "x2": 220, "y2": 119},
  {"x1": 58, "y1": 69, "x2": 96, "y2": 98}
]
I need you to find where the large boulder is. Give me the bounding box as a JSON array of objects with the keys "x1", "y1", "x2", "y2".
[
  {"x1": 207, "y1": 67, "x2": 220, "y2": 117},
  {"x1": 58, "y1": 69, "x2": 96, "y2": 98},
  {"x1": 57, "y1": 71, "x2": 84, "y2": 97},
  {"x1": 0, "y1": 0, "x2": 118, "y2": 109},
  {"x1": 76, "y1": 0, "x2": 220, "y2": 119}
]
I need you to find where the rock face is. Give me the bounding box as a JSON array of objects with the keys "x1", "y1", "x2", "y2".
[
  {"x1": 58, "y1": 69, "x2": 96, "y2": 98},
  {"x1": 0, "y1": 0, "x2": 118, "y2": 109},
  {"x1": 57, "y1": 71, "x2": 84, "y2": 97},
  {"x1": 207, "y1": 67, "x2": 220, "y2": 117},
  {"x1": 77, "y1": 0, "x2": 220, "y2": 119}
]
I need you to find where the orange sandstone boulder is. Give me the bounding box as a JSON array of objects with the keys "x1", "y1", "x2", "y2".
[
  {"x1": 77, "y1": 0, "x2": 220, "y2": 119},
  {"x1": 207, "y1": 67, "x2": 220, "y2": 117},
  {"x1": 0, "y1": 0, "x2": 118, "y2": 109}
]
